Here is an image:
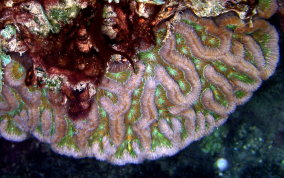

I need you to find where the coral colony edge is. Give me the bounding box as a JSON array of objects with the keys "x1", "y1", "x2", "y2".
[{"x1": 0, "y1": 0, "x2": 279, "y2": 165}]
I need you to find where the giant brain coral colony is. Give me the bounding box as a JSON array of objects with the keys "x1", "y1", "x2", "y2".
[{"x1": 0, "y1": 0, "x2": 279, "y2": 164}]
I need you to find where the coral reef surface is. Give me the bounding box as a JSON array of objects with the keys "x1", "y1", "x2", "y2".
[{"x1": 0, "y1": 0, "x2": 280, "y2": 165}]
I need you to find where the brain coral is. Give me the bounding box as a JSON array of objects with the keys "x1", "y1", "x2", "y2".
[{"x1": 0, "y1": 1, "x2": 279, "y2": 165}]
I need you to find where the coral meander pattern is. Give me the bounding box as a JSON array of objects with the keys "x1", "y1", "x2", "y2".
[{"x1": 0, "y1": 11, "x2": 279, "y2": 165}]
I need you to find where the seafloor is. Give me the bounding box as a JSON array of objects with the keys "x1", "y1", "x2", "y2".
[{"x1": 0, "y1": 13, "x2": 283, "y2": 178}]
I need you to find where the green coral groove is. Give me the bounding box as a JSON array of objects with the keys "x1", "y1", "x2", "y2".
[
  {"x1": 251, "y1": 30, "x2": 272, "y2": 65},
  {"x1": 181, "y1": 19, "x2": 221, "y2": 48},
  {"x1": 115, "y1": 84, "x2": 144, "y2": 158},
  {"x1": 5, "y1": 117, "x2": 24, "y2": 136},
  {"x1": 151, "y1": 127, "x2": 172, "y2": 151},
  {"x1": 106, "y1": 71, "x2": 132, "y2": 83},
  {"x1": 258, "y1": 0, "x2": 273, "y2": 9},
  {"x1": 57, "y1": 117, "x2": 79, "y2": 151},
  {"x1": 35, "y1": 94, "x2": 56, "y2": 136},
  {"x1": 88, "y1": 106, "x2": 110, "y2": 152}
]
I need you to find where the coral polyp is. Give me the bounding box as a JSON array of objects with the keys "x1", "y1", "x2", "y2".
[{"x1": 0, "y1": 0, "x2": 279, "y2": 165}]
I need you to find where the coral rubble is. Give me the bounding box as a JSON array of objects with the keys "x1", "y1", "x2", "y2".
[{"x1": 0, "y1": 0, "x2": 280, "y2": 165}]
